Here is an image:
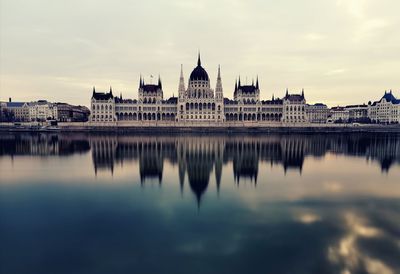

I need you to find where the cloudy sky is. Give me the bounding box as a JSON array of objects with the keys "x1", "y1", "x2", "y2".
[{"x1": 0, "y1": 0, "x2": 399, "y2": 107}]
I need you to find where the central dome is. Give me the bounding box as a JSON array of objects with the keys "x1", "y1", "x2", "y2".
[{"x1": 189, "y1": 54, "x2": 209, "y2": 81}]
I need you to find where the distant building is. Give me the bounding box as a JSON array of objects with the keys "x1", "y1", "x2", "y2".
[
  {"x1": 90, "y1": 87, "x2": 116, "y2": 123},
  {"x1": 330, "y1": 106, "x2": 349, "y2": 123},
  {"x1": 0, "y1": 101, "x2": 7, "y2": 122},
  {"x1": 1, "y1": 98, "x2": 30, "y2": 122},
  {"x1": 306, "y1": 103, "x2": 329, "y2": 123},
  {"x1": 346, "y1": 104, "x2": 369, "y2": 123},
  {"x1": 28, "y1": 100, "x2": 58, "y2": 121},
  {"x1": 282, "y1": 89, "x2": 308, "y2": 124},
  {"x1": 56, "y1": 103, "x2": 90, "y2": 122},
  {"x1": 368, "y1": 90, "x2": 400, "y2": 124}
]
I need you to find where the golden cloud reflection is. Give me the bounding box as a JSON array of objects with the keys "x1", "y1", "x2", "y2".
[{"x1": 327, "y1": 212, "x2": 393, "y2": 274}]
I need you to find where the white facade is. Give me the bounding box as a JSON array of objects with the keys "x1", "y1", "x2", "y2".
[
  {"x1": 28, "y1": 100, "x2": 58, "y2": 121},
  {"x1": 368, "y1": 91, "x2": 400, "y2": 124},
  {"x1": 306, "y1": 103, "x2": 329, "y2": 123},
  {"x1": 282, "y1": 90, "x2": 308, "y2": 124},
  {"x1": 330, "y1": 107, "x2": 349, "y2": 123},
  {"x1": 90, "y1": 87, "x2": 116, "y2": 123},
  {"x1": 177, "y1": 56, "x2": 224, "y2": 123}
]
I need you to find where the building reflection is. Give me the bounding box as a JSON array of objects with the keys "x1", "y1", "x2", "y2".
[
  {"x1": 0, "y1": 133, "x2": 90, "y2": 156},
  {"x1": 1, "y1": 133, "x2": 399, "y2": 205},
  {"x1": 86, "y1": 133, "x2": 400, "y2": 205}
]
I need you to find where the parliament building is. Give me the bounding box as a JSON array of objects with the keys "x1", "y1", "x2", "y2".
[{"x1": 90, "y1": 54, "x2": 308, "y2": 126}]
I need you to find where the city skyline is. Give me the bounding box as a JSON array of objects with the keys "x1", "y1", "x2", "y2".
[{"x1": 1, "y1": 0, "x2": 400, "y2": 107}]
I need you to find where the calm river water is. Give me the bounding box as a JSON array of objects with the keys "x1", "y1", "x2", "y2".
[{"x1": 0, "y1": 132, "x2": 399, "y2": 274}]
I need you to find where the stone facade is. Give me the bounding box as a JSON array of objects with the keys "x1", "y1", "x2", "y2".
[
  {"x1": 330, "y1": 106, "x2": 350, "y2": 123},
  {"x1": 282, "y1": 90, "x2": 308, "y2": 124},
  {"x1": 306, "y1": 103, "x2": 329, "y2": 123},
  {"x1": 28, "y1": 100, "x2": 58, "y2": 121},
  {"x1": 56, "y1": 103, "x2": 90, "y2": 122},
  {"x1": 5, "y1": 101, "x2": 30, "y2": 122}
]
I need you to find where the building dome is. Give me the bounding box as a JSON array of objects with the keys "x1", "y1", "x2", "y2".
[{"x1": 189, "y1": 54, "x2": 209, "y2": 81}]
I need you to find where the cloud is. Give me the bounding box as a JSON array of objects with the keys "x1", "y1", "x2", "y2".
[
  {"x1": 327, "y1": 212, "x2": 394, "y2": 274},
  {"x1": 295, "y1": 212, "x2": 321, "y2": 224}
]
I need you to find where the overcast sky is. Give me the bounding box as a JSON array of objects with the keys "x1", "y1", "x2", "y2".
[{"x1": 1, "y1": 0, "x2": 399, "y2": 107}]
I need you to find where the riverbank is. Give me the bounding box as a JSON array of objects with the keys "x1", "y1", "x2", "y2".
[{"x1": 1, "y1": 122, "x2": 400, "y2": 133}]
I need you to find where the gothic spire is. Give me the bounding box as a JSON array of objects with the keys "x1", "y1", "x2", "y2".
[
  {"x1": 215, "y1": 64, "x2": 223, "y2": 101},
  {"x1": 109, "y1": 86, "x2": 113, "y2": 95},
  {"x1": 256, "y1": 76, "x2": 259, "y2": 89},
  {"x1": 178, "y1": 64, "x2": 185, "y2": 98},
  {"x1": 92, "y1": 86, "x2": 95, "y2": 95},
  {"x1": 234, "y1": 79, "x2": 237, "y2": 92},
  {"x1": 238, "y1": 76, "x2": 241, "y2": 87},
  {"x1": 158, "y1": 75, "x2": 162, "y2": 89},
  {"x1": 180, "y1": 64, "x2": 184, "y2": 79},
  {"x1": 197, "y1": 51, "x2": 201, "y2": 66}
]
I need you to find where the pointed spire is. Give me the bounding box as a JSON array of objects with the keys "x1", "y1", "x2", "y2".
[
  {"x1": 272, "y1": 94, "x2": 275, "y2": 100},
  {"x1": 197, "y1": 51, "x2": 201, "y2": 66},
  {"x1": 301, "y1": 88, "x2": 304, "y2": 97},
  {"x1": 158, "y1": 75, "x2": 162, "y2": 89},
  {"x1": 180, "y1": 64, "x2": 184, "y2": 78},
  {"x1": 234, "y1": 79, "x2": 238, "y2": 92},
  {"x1": 256, "y1": 76, "x2": 259, "y2": 89},
  {"x1": 286, "y1": 88, "x2": 289, "y2": 96},
  {"x1": 238, "y1": 76, "x2": 241, "y2": 87},
  {"x1": 215, "y1": 64, "x2": 223, "y2": 101},
  {"x1": 109, "y1": 86, "x2": 113, "y2": 95},
  {"x1": 139, "y1": 75, "x2": 142, "y2": 88},
  {"x1": 178, "y1": 64, "x2": 185, "y2": 95},
  {"x1": 92, "y1": 86, "x2": 95, "y2": 95}
]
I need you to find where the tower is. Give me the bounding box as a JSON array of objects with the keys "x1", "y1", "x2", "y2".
[
  {"x1": 215, "y1": 65, "x2": 224, "y2": 122},
  {"x1": 177, "y1": 64, "x2": 186, "y2": 122}
]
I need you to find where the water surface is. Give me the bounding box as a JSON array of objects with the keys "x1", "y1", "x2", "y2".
[{"x1": 0, "y1": 132, "x2": 399, "y2": 274}]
